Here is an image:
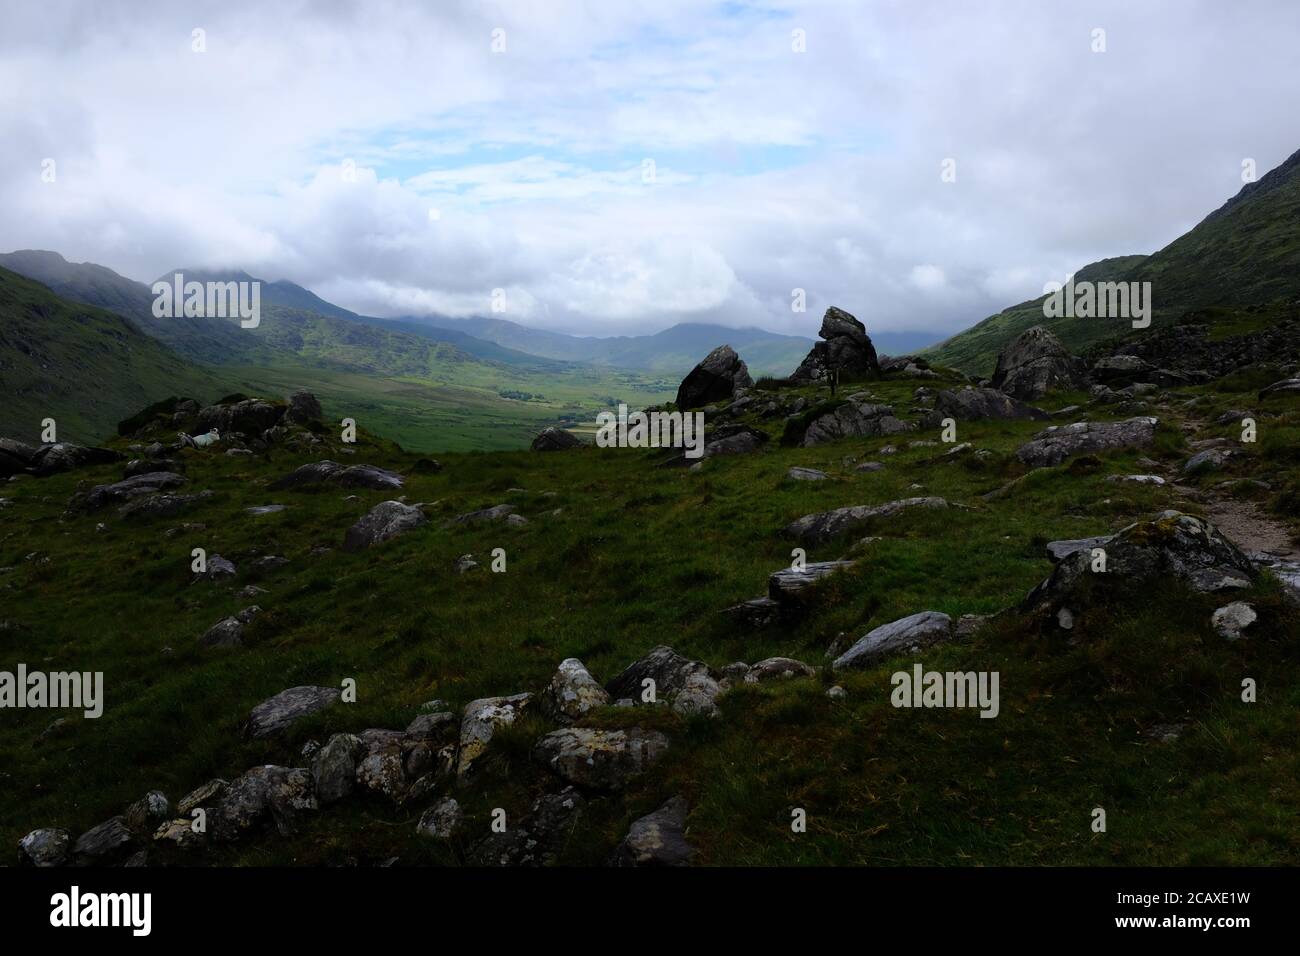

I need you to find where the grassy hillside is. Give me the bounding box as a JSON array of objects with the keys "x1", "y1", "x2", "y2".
[
  {"x1": 3, "y1": 369, "x2": 1297, "y2": 866},
  {"x1": 0, "y1": 267, "x2": 223, "y2": 444},
  {"x1": 929, "y1": 146, "x2": 1300, "y2": 377}
]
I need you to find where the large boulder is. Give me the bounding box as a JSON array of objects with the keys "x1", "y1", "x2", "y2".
[
  {"x1": 801, "y1": 402, "x2": 911, "y2": 447},
  {"x1": 534, "y1": 727, "x2": 670, "y2": 790},
  {"x1": 833, "y1": 611, "x2": 955, "y2": 669},
  {"x1": 343, "y1": 500, "x2": 428, "y2": 552},
  {"x1": 784, "y1": 496, "x2": 949, "y2": 546},
  {"x1": 1015, "y1": 417, "x2": 1158, "y2": 468},
  {"x1": 610, "y1": 796, "x2": 696, "y2": 867},
  {"x1": 531, "y1": 427, "x2": 584, "y2": 451},
  {"x1": 243, "y1": 686, "x2": 341, "y2": 739},
  {"x1": 675, "y1": 345, "x2": 754, "y2": 410},
  {"x1": 790, "y1": 307, "x2": 881, "y2": 383},
  {"x1": 311, "y1": 733, "x2": 364, "y2": 805},
  {"x1": 920, "y1": 387, "x2": 1049, "y2": 425},
  {"x1": 1023, "y1": 512, "x2": 1258, "y2": 623},
  {"x1": 212, "y1": 765, "x2": 317, "y2": 841},
  {"x1": 991, "y1": 326, "x2": 1088, "y2": 400},
  {"x1": 0, "y1": 437, "x2": 37, "y2": 478},
  {"x1": 605, "y1": 646, "x2": 722, "y2": 717},
  {"x1": 768, "y1": 560, "x2": 856, "y2": 606}
]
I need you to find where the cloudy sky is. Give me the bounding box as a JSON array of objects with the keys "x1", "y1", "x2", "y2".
[{"x1": 2, "y1": 0, "x2": 1298, "y2": 342}]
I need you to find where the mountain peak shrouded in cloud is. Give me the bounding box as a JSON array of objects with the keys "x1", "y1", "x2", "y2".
[{"x1": 4, "y1": 1, "x2": 1300, "y2": 342}]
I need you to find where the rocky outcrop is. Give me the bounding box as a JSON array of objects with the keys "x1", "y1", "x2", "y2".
[
  {"x1": 801, "y1": 402, "x2": 911, "y2": 447},
  {"x1": 790, "y1": 307, "x2": 881, "y2": 383},
  {"x1": 27, "y1": 442, "x2": 121, "y2": 478},
  {"x1": 1015, "y1": 417, "x2": 1158, "y2": 468},
  {"x1": 992, "y1": 326, "x2": 1087, "y2": 400},
  {"x1": 70, "y1": 471, "x2": 187, "y2": 512},
  {"x1": 270, "y1": 461, "x2": 404, "y2": 491},
  {"x1": 833, "y1": 611, "x2": 955, "y2": 669},
  {"x1": 196, "y1": 399, "x2": 284, "y2": 436},
  {"x1": 784, "y1": 496, "x2": 949, "y2": 545},
  {"x1": 611, "y1": 796, "x2": 696, "y2": 866},
  {"x1": 311, "y1": 733, "x2": 363, "y2": 804},
  {"x1": 343, "y1": 500, "x2": 428, "y2": 552},
  {"x1": 534, "y1": 727, "x2": 670, "y2": 790},
  {"x1": 284, "y1": 389, "x2": 323, "y2": 425},
  {"x1": 530, "y1": 427, "x2": 585, "y2": 451},
  {"x1": 243, "y1": 686, "x2": 341, "y2": 739},
  {"x1": 1023, "y1": 512, "x2": 1258, "y2": 624}
]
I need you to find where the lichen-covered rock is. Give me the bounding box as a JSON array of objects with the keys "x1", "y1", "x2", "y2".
[
  {"x1": 271, "y1": 460, "x2": 404, "y2": 491},
  {"x1": 177, "y1": 779, "x2": 227, "y2": 817},
  {"x1": 243, "y1": 685, "x2": 340, "y2": 739},
  {"x1": 29, "y1": 442, "x2": 121, "y2": 477},
  {"x1": 534, "y1": 727, "x2": 670, "y2": 790},
  {"x1": 611, "y1": 796, "x2": 696, "y2": 867},
  {"x1": 457, "y1": 693, "x2": 532, "y2": 778},
  {"x1": 1211, "y1": 601, "x2": 1257, "y2": 640},
  {"x1": 17, "y1": 827, "x2": 71, "y2": 867},
  {"x1": 540, "y1": 658, "x2": 611, "y2": 723},
  {"x1": 920, "y1": 387, "x2": 1049, "y2": 425},
  {"x1": 605, "y1": 646, "x2": 721, "y2": 716},
  {"x1": 71, "y1": 471, "x2": 187, "y2": 512},
  {"x1": 123, "y1": 790, "x2": 172, "y2": 836},
  {"x1": 343, "y1": 500, "x2": 427, "y2": 552},
  {"x1": 470, "y1": 788, "x2": 585, "y2": 866},
  {"x1": 196, "y1": 399, "x2": 283, "y2": 436},
  {"x1": 744, "y1": 657, "x2": 817, "y2": 683},
  {"x1": 416, "y1": 798, "x2": 463, "y2": 840},
  {"x1": 212, "y1": 765, "x2": 317, "y2": 841},
  {"x1": 833, "y1": 611, "x2": 954, "y2": 669},
  {"x1": 199, "y1": 606, "x2": 260, "y2": 648}
]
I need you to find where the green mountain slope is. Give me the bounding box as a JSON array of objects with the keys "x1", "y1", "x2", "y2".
[
  {"x1": 0, "y1": 267, "x2": 223, "y2": 443},
  {"x1": 928, "y1": 146, "x2": 1300, "y2": 376}
]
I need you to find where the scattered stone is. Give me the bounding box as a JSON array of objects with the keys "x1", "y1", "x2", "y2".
[
  {"x1": 454, "y1": 554, "x2": 479, "y2": 574},
  {"x1": 470, "y1": 787, "x2": 585, "y2": 866},
  {"x1": 744, "y1": 657, "x2": 816, "y2": 683},
  {"x1": 199, "y1": 606, "x2": 261, "y2": 648},
  {"x1": 825, "y1": 685, "x2": 847, "y2": 701},
  {"x1": 72, "y1": 471, "x2": 187, "y2": 512},
  {"x1": 787, "y1": 466, "x2": 828, "y2": 481},
  {"x1": 246, "y1": 504, "x2": 287, "y2": 515},
  {"x1": 768, "y1": 560, "x2": 855, "y2": 606},
  {"x1": 921, "y1": 387, "x2": 1049, "y2": 425},
  {"x1": 450, "y1": 503, "x2": 516, "y2": 526},
  {"x1": 605, "y1": 646, "x2": 722, "y2": 717},
  {"x1": 343, "y1": 500, "x2": 428, "y2": 552},
  {"x1": 1144, "y1": 723, "x2": 1187, "y2": 743}
]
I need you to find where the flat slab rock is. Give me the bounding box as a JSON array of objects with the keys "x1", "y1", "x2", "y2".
[
  {"x1": 244, "y1": 685, "x2": 341, "y2": 739},
  {"x1": 768, "y1": 560, "x2": 855, "y2": 604},
  {"x1": 1015, "y1": 417, "x2": 1158, "y2": 468},
  {"x1": 784, "y1": 496, "x2": 949, "y2": 545},
  {"x1": 1046, "y1": 535, "x2": 1113, "y2": 563},
  {"x1": 834, "y1": 611, "x2": 955, "y2": 670},
  {"x1": 270, "y1": 460, "x2": 404, "y2": 491}
]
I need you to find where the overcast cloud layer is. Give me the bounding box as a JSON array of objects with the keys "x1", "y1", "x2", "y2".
[{"x1": 2, "y1": 0, "x2": 1299, "y2": 339}]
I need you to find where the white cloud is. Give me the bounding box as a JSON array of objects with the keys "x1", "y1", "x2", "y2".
[{"x1": 1, "y1": 0, "x2": 1299, "y2": 342}]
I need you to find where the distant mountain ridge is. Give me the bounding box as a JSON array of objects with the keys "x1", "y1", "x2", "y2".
[{"x1": 928, "y1": 146, "x2": 1300, "y2": 375}]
